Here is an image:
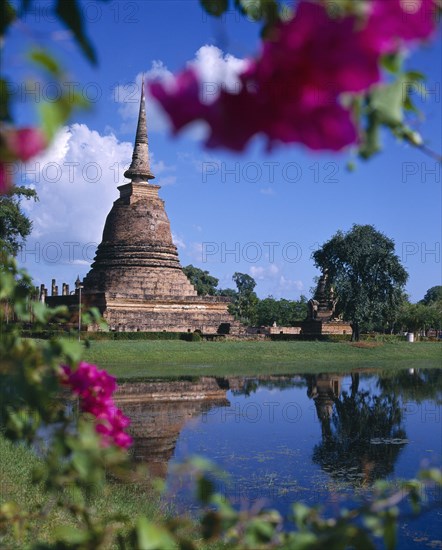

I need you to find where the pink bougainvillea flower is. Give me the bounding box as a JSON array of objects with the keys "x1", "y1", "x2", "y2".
[
  {"x1": 64, "y1": 362, "x2": 117, "y2": 400},
  {"x1": 0, "y1": 163, "x2": 9, "y2": 194},
  {"x1": 150, "y1": 70, "x2": 209, "y2": 134},
  {"x1": 61, "y1": 363, "x2": 132, "y2": 449},
  {"x1": 0, "y1": 127, "x2": 47, "y2": 194},
  {"x1": 7, "y1": 127, "x2": 46, "y2": 162},
  {"x1": 150, "y1": 0, "x2": 439, "y2": 153},
  {"x1": 362, "y1": 0, "x2": 438, "y2": 54},
  {"x1": 151, "y1": 1, "x2": 379, "y2": 152}
]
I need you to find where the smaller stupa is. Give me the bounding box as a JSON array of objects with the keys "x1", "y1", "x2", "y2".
[{"x1": 303, "y1": 272, "x2": 351, "y2": 335}]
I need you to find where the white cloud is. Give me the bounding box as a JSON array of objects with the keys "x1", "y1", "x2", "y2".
[
  {"x1": 188, "y1": 45, "x2": 247, "y2": 104},
  {"x1": 22, "y1": 124, "x2": 130, "y2": 244},
  {"x1": 278, "y1": 276, "x2": 304, "y2": 292},
  {"x1": 172, "y1": 233, "x2": 186, "y2": 250},
  {"x1": 248, "y1": 264, "x2": 304, "y2": 299},
  {"x1": 187, "y1": 242, "x2": 206, "y2": 263},
  {"x1": 116, "y1": 46, "x2": 247, "y2": 138},
  {"x1": 250, "y1": 264, "x2": 280, "y2": 280},
  {"x1": 150, "y1": 151, "x2": 176, "y2": 186}
]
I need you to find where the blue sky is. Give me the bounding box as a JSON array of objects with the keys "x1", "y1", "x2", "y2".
[{"x1": 6, "y1": 0, "x2": 442, "y2": 301}]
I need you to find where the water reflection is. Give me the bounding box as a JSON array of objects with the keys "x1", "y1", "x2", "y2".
[
  {"x1": 113, "y1": 369, "x2": 440, "y2": 548},
  {"x1": 115, "y1": 369, "x2": 440, "y2": 487},
  {"x1": 306, "y1": 373, "x2": 407, "y2": 485},
  {"x1": 115, "y1": 377, "x2": 229, "y2": 477}
]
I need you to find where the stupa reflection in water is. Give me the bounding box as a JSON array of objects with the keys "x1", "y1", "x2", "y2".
[{"x1": 114, "y1": 377, "x2": 229, "y2": 478}]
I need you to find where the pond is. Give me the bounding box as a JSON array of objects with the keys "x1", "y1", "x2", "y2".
[{"x1": 115, "y1": 369, "x2": 442, "y2": 549}]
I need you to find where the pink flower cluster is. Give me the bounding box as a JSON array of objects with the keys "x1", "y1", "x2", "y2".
[
  {"x1": 0, "y1": 127, "x2": 46, "y2": 193},
  {"x1": 150, "y1": 0, "x2": 438, "y2": 152},
  {"x1": 61, "y1": 362, "x2": 132, "y2": 449}
]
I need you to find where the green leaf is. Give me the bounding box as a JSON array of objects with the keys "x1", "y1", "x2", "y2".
[
  {"x1": 371, "y1": 79, "x2": 404, "y2": 125},
  {"x1": 72, "y1": 451, "x2": 93, "y2": 477},
  {"x1": 403, "y1": 95, "x2": 419, "y2": 113},
  {"x1": 405, "y1": 70, "x2": 425, "y2": 82},
  {"x1": 52, "y1": 338, "x2": 83, "y2": 363},
  {"x1": 0, "y1": 0, "x2": 16, "y2": 37},
  {"x1": 420, "y1": 468, "x2": 442, "y2": 485},
  {"x1": 201, "y1": 510, "x2": 222, "y2": 540},
  {"x1": 286, "y1": 532, "x2": 318, "y2": 548},
  {"x1": 197, "y1": 476, "x2": 215, "y2": 504},
  {"x1": 0, "y1": 78, "x2": 12, "y2": 122},
  {"x1": 383, "y1": 515, "x2": 397, "y2": 550},
  {"x1": 70, "y1": 91, "x2": 90, "y2": 110},
  {"x1": 200, "y1": 0, "x2": 229, "y2": 17},
  {"x1": 55, "y1": 0, "x2": 97, "y2": 64},
  {"x1": 245, "y1": 517, "x2": 275, "y2": 542},
  {"x1": 292, "y1": 503, "x2": 313, "y2": 528},
  {"x1": 135, "y1": 517, "x2": 177, "y2": 550},
  {"x1": 29, "y1": 49, "x2": 62, "y2": 76},
  {"x1": 54, "y1": 525, "x2": 90, "y2": 544},
  {"x1": 38, "y1": 100, "x2": 69, "y2": 140},
  {"x1": 359, "y1": 112, "x2": 381, "y2": 159},
  {"x1": 234, "y1": 0, "x2": 247, "y2": 15},
  {"x1": 381, "y1": 53, "x2": 402, "y2": 74}
]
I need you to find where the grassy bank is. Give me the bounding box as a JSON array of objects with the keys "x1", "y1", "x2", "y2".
[
  {"x1": 0, "y1": 435, "x2": 163, "y2": 549},
  {"x1": 82, "y1": 340, "x2": 442, "y2": 379}
]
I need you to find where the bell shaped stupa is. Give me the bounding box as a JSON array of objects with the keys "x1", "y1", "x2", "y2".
[{"x1": 83, "y1": 81, "x2": 241, "y2": 334}]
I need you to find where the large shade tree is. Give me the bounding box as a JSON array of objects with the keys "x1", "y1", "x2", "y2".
[{"x1": 313, "y1": 224, "x2": 408, "y2": 341}]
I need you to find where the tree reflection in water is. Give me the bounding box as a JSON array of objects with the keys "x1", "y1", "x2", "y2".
[
  {"x1": 377, "y1": 369, "x2": 442, "y2": 405},
  {"x1": 307, "y1": 373, "x2": 407, "y2": 486}
]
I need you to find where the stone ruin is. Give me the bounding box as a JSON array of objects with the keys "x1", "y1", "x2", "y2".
[
  {"x1": 72, "y1": 82, "x2": 242, "y2": 335},
  {"x1": 42, "y1": 83, "x2": 350, "y2": 337},
  {"x1": 303, "y1": 272, "x2": 352, "y2": 335}
]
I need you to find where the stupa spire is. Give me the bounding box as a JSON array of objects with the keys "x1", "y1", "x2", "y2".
[{"x1": 124, "y1": 76, "x2": 155, "y2": 182}]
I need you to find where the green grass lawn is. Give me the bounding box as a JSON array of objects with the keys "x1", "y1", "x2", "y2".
[
  {"x1": 0, "y1": 434, "x2": 228, "y2": 550},
  {"x1": 82, "y1": 340, "x2": 442, "y2": 379},
  {"x1": 0, "y1": 436, "x2": 165, "y2": 549}
]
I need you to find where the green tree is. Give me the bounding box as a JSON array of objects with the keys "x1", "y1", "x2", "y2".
[
  {"x1": 292, "y1": 294, "x2": 308, "y2": 321},
  {"x1": 398, "y1": 300, "x2": 441, "y2": 338},
  {"x1": 217, "y1": 287, "x2": 238, "y2": 299},
  {"x1": 313, "y1": 225, "x2": 408, "y2": 341},
  {"x1": 373, "y1": 289, "x2": 408, "y2": 334},
  {"x1": 183, "y1": 264, "x2": 219, "y2": 295},
  {"x1": 255, "y1": 296, "x2": 280, "y2": 326},
  {"x1": 231, "y1": 272, "x2": 259, "y2": 325},
  {"x1": 255, "y1": 295, "x2": 308, "y2": 326},
  {"x1": 0, "y1": 186, "x2": 38, "y2": 256},
  {"x1": 420, "y1": 286, "x2": 442, "y2": 306}
]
